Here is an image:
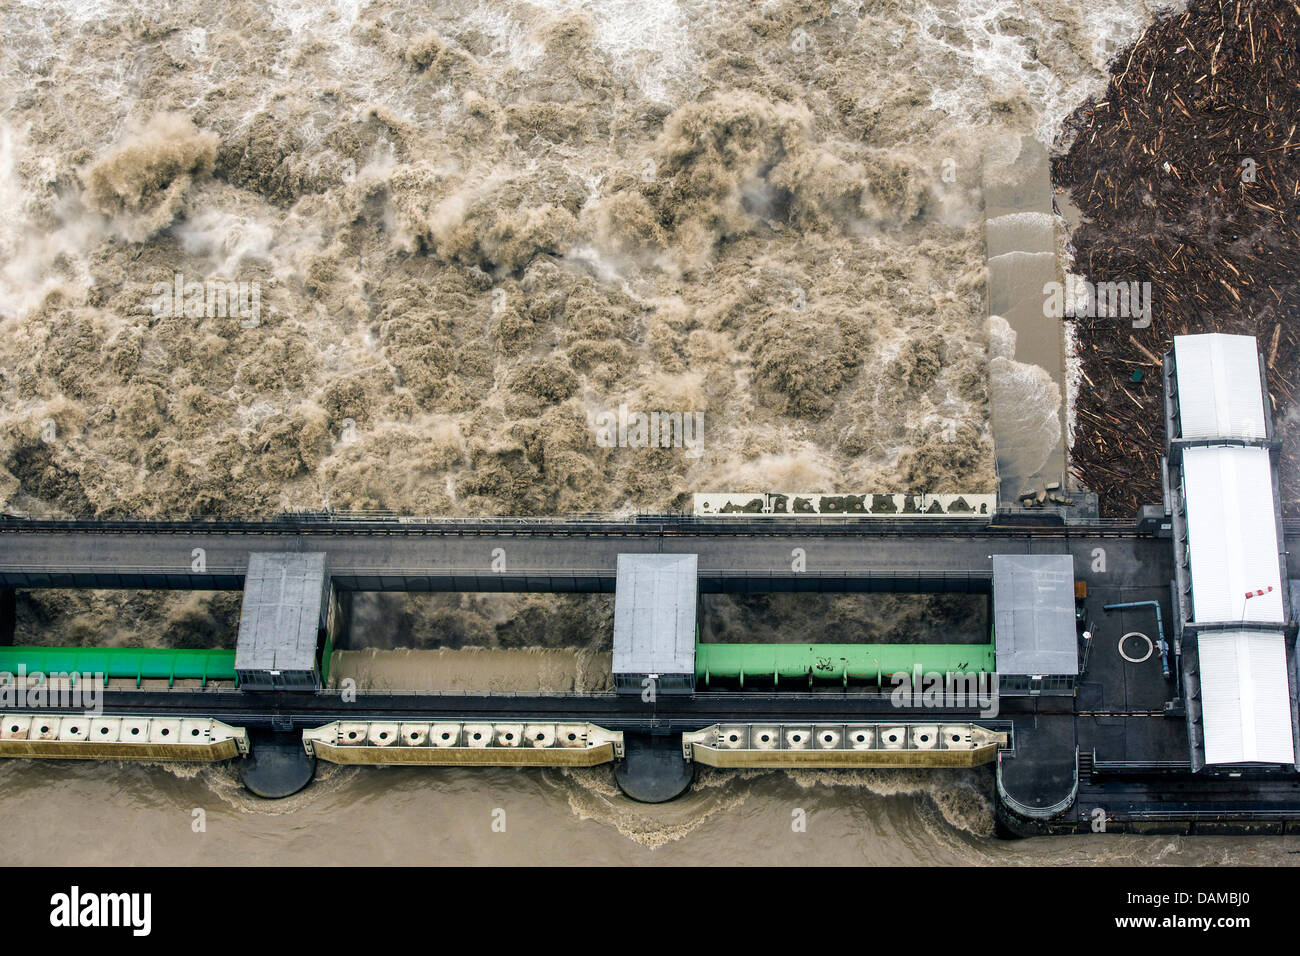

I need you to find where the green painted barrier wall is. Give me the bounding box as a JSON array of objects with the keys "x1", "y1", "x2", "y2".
[
  {"x1": 0, "y1": 647, "x2": 237, "y2": 686},
  {"x1": 695, "y1": 642, "x2": 996, "y2": 686}
]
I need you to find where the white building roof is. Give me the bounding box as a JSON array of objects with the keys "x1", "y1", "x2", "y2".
[
  {"x1": 1173, "y1": 331, "x2": 1293, "y2": 768},
  {"x1": 992, "y1": 554, "x2": 1079, "y2": 676},
  {"x1": 1198, "y1": 629, "x2": 1295, "y2": 765},
  {"x1": 235, "y1": 552, "x2": 328, "y2": 675},
  {"x1": 1174, "y1": 333, "x2": 1268, "y2": 441},
  {"x1": 1182, "y1": 445, "x2": 1285, "y2": 624},
  {"x1": 612, "y1": 554, "x2": 697, "y2": 675}
]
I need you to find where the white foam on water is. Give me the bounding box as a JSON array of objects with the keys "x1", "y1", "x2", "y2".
[
  {"x1": 990, "y1": 354, "x2": 1063, "y2": 480},
  {"x1": 783, "y1": 767, "x2": 997, "y2": 837},
  {"x1": 985, "y1": 211, "x2": 1057, "y2": 251},
  {"x1": 191, "y1": 760, "x2": 365, "y2": 816},
  {"x1": 987, "y1": 314, "x2": 1017, "y2": 360},
  {"x1": 914, "y1": 0, "x2": 1186, "y2": 142},
  {"x1": 1060, "y1": 296, "x2": 1083, "y2": 451},
  {"x1": 517, "y1": 0, "x2": 702, "y2": 102},
  {"x1": 174, "y1": 210, "x2": 277, "y2": 274},
  {"x1": 985, "y1": 249, "x2": 1057, "y2": 266},
  {"x1": 0, "y1": 122, "x2": 28, "y2": 315},
  {"x1": 0, "y1": 124, "x2": 104, "y2": 321},
  {"x1": 13, "y1": 0, "x2": 116, "y2": 23},
  {"x1": 555, "y1": 765, "x2": 761, "y2": 849}
]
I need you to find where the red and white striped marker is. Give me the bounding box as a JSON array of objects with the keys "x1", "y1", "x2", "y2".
[{"x1": 1244, "y1": 586, "x2": 1274, "y2": 599}]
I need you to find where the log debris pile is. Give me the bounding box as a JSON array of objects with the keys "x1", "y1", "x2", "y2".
[{"x1": 1053, "y1": 0, "x2": 1299, "y2": 516}]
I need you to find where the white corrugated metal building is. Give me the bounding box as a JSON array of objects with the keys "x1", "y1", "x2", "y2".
[
  {"x1": 1197, "y1": 629, "x2": 1294, "y2": 765},
  {"x1": 1181, "y1": 445, "x2": 1285, "y2": 623},
  {"x1": 992, "y1": 554, "x2": 1080, "y2": 679},
  {"x1": 235, "y1": 552, "x2": 329, "y2": 690},
  {"x1": 1173, "y1": 334, "x2": 1269, "y2": 441},
  {"x1": 612, "y1": 553, "x2": 698, "y2": 694},
  {"x1": 1172, "y1": 333, "x2": 1293, "y2": 767}
]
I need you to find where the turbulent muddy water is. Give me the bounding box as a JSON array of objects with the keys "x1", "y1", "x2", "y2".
[
  {"x1": 3, "y1": 759, "x2": 1300, "y2": 864},
  {"x1": 6, "y1": 0, "x2": 1288, "y2": 864}
]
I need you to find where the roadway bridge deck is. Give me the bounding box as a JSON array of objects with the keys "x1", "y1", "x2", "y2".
[
  {"x1": 0, "y1": 516, "x2": 1244, "y2": 592},
  {"x1": 4, "y1": 688, "x2": 1039, "y2": 726}
]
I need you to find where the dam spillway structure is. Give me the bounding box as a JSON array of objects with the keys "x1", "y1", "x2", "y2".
[
  {"x1": 0, "y1": 331, "x2": 1297, "y2": 833},
  {"x1": 682, "y1": 723, "x2": 1007, "y2": 769},
  {"x1": 0, "y1": 715, "x2": 247, "y2": 762},
  {"x1": 302, "y1": 721, "x2": 625, "y2": 766}
]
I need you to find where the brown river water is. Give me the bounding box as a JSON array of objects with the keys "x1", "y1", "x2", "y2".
[{"x1": 2, "y1": 759, "x2": 1298, "y2": 864}]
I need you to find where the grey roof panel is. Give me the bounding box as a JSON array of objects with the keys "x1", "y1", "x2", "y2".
[
  {"x1": 612, "y1": 553, "x2": 697, "y2": 675},
  {"x1": 993, "y1": 554, "x2": 1079, "y2": 676},
  {"x1": 235, "y1": 552, "x2": 328, "y2": 674}
]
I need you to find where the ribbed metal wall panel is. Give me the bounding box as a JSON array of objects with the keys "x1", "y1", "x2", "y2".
[
  {"x1": 1182, "y1": 445, "x2": 1284, "y2": 623},
  {"x1": 612, "y1": 554, "x2": 697, "y2": 677},
  {"x1": 1198, "y1": 630, "x2": 1294, "y2": 765},
  {"x1": 1174, "y1": 333, "x2": 1268, "y2": 440}
]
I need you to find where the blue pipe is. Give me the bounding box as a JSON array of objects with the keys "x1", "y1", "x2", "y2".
[{"x1": 1103, "y1": 601, "x2": 1171, "y2": 679}]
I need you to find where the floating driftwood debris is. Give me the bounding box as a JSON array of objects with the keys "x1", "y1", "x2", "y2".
[{"x1": 1053, "y1": 0, "x2": 1299, "y2": 517}]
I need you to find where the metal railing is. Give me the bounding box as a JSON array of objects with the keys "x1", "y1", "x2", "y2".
[
  {"x1": 4, "y1": 507, "x2": 1295, "y2": 534},
  {"x1": 998, "y1": 676, "x2": 1076, "y2": 694},
  {"x1": 0, "y1": 564, "x2": 998, "y2": 587},
  {"x1": 0, "y1": 510, "x2": 1169, "y2": 532}
]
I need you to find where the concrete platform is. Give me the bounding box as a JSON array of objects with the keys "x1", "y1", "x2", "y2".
[
  {"x1": 239, "y1": 729, "x2": 316, "y2": 799},
  {"x1": 614, "y1": 733, "x2": 694, "y2": 803}
]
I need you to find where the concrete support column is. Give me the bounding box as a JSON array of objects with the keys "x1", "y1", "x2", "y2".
[
  {"x1": 330, "y1": 587, "x2": 353, "y2": 651},
  {"x1": 0, "y1": 589, "x2": 14, "y2": 646}
]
